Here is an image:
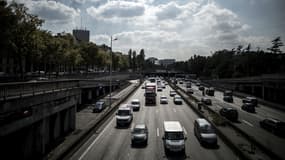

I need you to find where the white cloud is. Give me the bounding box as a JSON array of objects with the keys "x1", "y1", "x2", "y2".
[
  {"x1": 14, "y1": 0, "x2": 80, "y2": 33},
  {"x1": 86, "y1": 1, "x2": 145, "y2": 20},
  {"x1": 155, "y1": 2, "x2": 182, "y2": 20},
  {"x1": 89, "y1": 1, "x2": 256, "y2": 60}
]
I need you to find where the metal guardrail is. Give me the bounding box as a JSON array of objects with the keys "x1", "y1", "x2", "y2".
[
  {"x1": 0, "y1": 79, "x2": 125, "y2": 101},
  {"x1": 0, "y1": 80, "x2": 79, "y2": 101}
]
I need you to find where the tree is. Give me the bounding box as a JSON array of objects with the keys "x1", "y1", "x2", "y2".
[
  {"x1": 267, "y1": 37, "x2": 284, "y2": 54},
  {"x1": 128, "y1": 49, "x2": 132, "y2": 69},
  {"x1": 132, "y1": 50, "x2": 137, "y2": 71},
  {"x1": 245, "y1": 43, "x2": 251, "y2": 52},
  {"x1": 236, "y1": 45, "x2": 243, "y2": 54},
  {"x1": 137, "y1": 49, "x2": 145, "y2": 71},
  {"x1": 0, "y1": 1, "x2": 43, "y2": 77}
]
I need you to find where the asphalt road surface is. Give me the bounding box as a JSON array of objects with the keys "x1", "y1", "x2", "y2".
[{"x1": 70, "y1": 81, "x2": 238, "y2": 160}]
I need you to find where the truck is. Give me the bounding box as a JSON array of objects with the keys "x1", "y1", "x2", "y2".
[{"x1": 145, "y1": 82, "x2": 157, "y2": 105}]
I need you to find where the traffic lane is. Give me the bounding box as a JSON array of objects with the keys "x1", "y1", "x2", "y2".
[
  {"x1": 73, "y1": 83, "x2": 236, "y2": 160},
  {"x1": 180, "y1": 84, "x2": 265, "y2": 123},
  {"x1": 185, "y1": 85, "x2": 285, "y2": 158},
  {"x1": 208, "y1": 85, "x2": 285, "y2": 121},
  {"x1": 72, "y1": 82, "x2": 164, "y2": 160},
  {"x1": 164, "y1": 86, "x2": 237, "y2": 160},
  {"x1": 190, "y1": 83, "x2": 285, "y2": 121}
]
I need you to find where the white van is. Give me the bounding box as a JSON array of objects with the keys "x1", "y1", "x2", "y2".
[
  {"x1": 116, "y1": 104, "x2": 133, "y2": 127},
  {"x1": 162, "y1": 121, "x2": 187, "y2": 154}
]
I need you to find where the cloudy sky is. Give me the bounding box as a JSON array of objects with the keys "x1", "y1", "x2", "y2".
[{"x1": 12, "y1": 0, "x2": 285, "y2": 60}]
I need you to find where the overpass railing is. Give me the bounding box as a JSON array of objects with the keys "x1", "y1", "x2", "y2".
[{"x1": 0, "y1": 80, "x2": 79, "y2": 101}]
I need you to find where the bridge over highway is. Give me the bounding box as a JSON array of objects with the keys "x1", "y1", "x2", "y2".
[{"x1": 0, "y1": 73, "x2": 139, "y2": 159}]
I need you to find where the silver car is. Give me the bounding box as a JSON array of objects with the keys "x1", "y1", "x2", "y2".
[
  {"x1": 160, "y1": 96, "x2": 168, "y2": 104},
  {"x1": 131, "y1": 123, "x2": 148, "y2": 146},
  {"x1": 194, "y1": 118, "x2": 217, "y2": 146}
]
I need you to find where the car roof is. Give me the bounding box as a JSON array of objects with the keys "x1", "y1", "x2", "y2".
[
  {"x1": 119, "y1": 104, "x2": 132, "y2": 109},
  {"x1": 196, "y1": 118, "x2": 211, "y2": 127},
  {"x1": 265, "y1": 118, "x2": 282, "y2": 123},
  {"x1": 223, "y1": 107, "x2": 237, "y2": 111},
  {"x1": 96, "y1": 101, "x2": 105, "y2": 104},
  {"x1": 246, "y1": 97, "x2": 257, "y2": 100},
  {"x1": 134, "y1": 123, "x2": 147, "y2": 129},
  {"x1": 131, "y1": 99, "x2": 140, "y2": 102},
  {"x1": 164, "y1": 121, "x2": 183, "y2": 132}
]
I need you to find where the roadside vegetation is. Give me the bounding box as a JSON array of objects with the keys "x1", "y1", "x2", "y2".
[
  {"x1": 169, "y1": 38, "x2": 284, "y2": 78},
  {"x1": 0, "y1": 1, "x2": 145, "y2": 79}
]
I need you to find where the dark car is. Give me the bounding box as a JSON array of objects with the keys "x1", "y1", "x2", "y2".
[
  {"x1": 260, "y1": 118, "x2": 285, "y2": 136},
  {"x1": 157, "y1": 87, "x2": 163, "y2": 92},
  {"x1": 205, "y1": 87, "x2": 215, "y2": 96},
  {"x1": 242, "y1": 97, "x2": 258, "y2": 107},
  {"x1": 219, "y1": 107, "x2": 238, "y2": 121},
  {"x1": 131, "y1": 123, "x2": 148, "y2": 146},
  {"x1": 201, "y1": 97, "x2": 212, "y2": 105},
  {"x1": 186, "y1": 88, "x2": 194, "y2": 94},
  {"x1": 186, "y1": 82, "x2": 191, "y2": 88},
  {"x1": 223, "y1": 90, "x2": 233, "y2": 103},
  {"x1": 198, "y1": 86, "x2": 205, "y2": 91},
  {"x1": 92, "y1": 101, "x2": 106, "y2": 113},
  {"x1": 241, "y1": 103, "x2": 255, "y2": 113}
]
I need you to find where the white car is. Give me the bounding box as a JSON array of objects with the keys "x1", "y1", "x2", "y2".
[
  {"x1": 131, "y1": 99, "x2": 141, "y2": 111},
  {"x1": 170, "y1": 90, "x2": 176, "y2": 97},
  {"x1": 174, "y1": 95, "x2": 183, "y2": 105},
  {"x1": 160, "y1": 96, "x2": 168, "y2": 104}
]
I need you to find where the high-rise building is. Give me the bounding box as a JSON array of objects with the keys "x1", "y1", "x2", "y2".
[
  {"x1": 72, "y1": 29, "x2": 90, "y2": 43},
  {"x1": 159, "y1": 59, "x2": 175, "y2": 67}
]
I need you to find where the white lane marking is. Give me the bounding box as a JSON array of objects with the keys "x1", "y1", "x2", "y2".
[
  {"x1": 173, "y1": 108, "x2": 176, "y2": 112},
  {"x1": 242, "y1": 120, "x2": 254, "y2": 127},
  {"x1": 156, "y1": 109, "x2": 158, "y2": 113},
  {"x1": 157, "y1": 128, "x2": 160, "y2": 137},
  {"x1": 78, "y1": 118, "x2": 114, "y2": 160},
  {"x1": 183, "y1": 126, "x2": 187, "y2": 135}
]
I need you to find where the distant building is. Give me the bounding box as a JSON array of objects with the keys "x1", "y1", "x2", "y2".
[
  {"x1": 72, "y1": 29, "x2": 90, "y2": 43},
  {"x1": 159, "y1": 59, "x2": 175, "y2": 67},
  {"x1": 146, "y1": 57, "x2": 158, "y2": 64}
]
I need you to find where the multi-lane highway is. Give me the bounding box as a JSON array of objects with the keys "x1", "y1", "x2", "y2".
[
  {"x1": 177, "y1": 82, "x2": 285, "y2": 159},
  {"x1": 70, "y1": 80, "x2": 237, "y2": 160}
]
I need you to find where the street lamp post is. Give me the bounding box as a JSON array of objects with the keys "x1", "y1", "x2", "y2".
[{"x1": 109, "y1": 36, "x2": 117, "y2": 107}]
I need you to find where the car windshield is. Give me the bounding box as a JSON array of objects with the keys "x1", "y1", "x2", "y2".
[
  {"x1": 132, "y1": 101, "x2": 139, "y2": 105},
  {"x1": 117, "y1": 110, "x2": 130, "y2": 116},
  {"x1": 161, "y1": 97, "x2": 167, "y2": 99},
  {"x1": 200, "y1": 125, "x2": 215, "y2": 133},
  {"x1": 133, "y1": 128, "x2": 146, "y2": 134},
  {"x1": 165, "y1": 132, "x2": 184, "y2": 140}
]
